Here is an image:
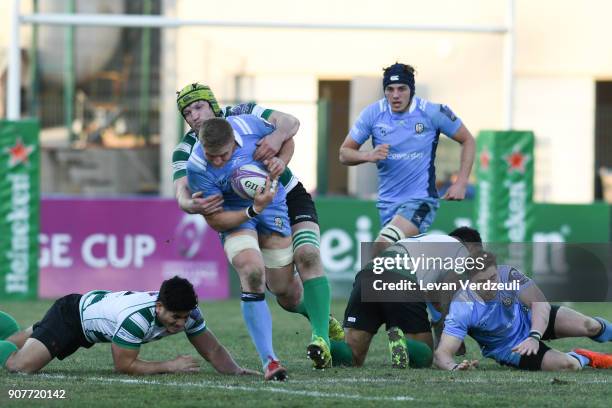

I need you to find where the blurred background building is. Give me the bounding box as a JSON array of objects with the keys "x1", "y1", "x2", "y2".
[{"x1": 1, "y1": 0, "x2": 611, "y2": 203}]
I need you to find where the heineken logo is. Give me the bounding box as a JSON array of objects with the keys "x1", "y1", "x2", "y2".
[
  {"x1": 4, "y1": 138, "x2": 34, "y2": 168},
  {"x1": 504, "y1": 145, "x2": 530, "y2": 174},
  {"x1": 5, "y1": 173, "x2": 31, "y2": 293},
  {"x1": 504, "y1": 180, "x2": 527, "y2": 242},
  {"x1": 479, "y1": 149, "x2": 491, "y2": 170}
]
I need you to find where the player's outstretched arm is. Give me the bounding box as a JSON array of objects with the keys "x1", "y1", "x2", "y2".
[
  {"x1": 189, "y1": 330, "x2": 259, "y2": 375},
  {"x1": 205, "y1": 177, "x2": 277, "y2": 232},
  {"x1": 434, "y1": 333, "x2": 478, "y2": 371},
  {"x1": 512, "y1": 284, "x2": 550, "y2": 356},
  {"x1": 254, "y1": 110, "x2": 300, "y2": 161},
  {"x1": 442, "y1": 124, "x2": 475, "y2": 200},
  {"x1": 174, "y1": 177, "x2": 224, "y2": 215},
  {"x1": 339, "y1": 136, "x2": 388, "y2": 165},
  {"x1": 111, "y1": 343, "x2": 199, "y2": 375}
]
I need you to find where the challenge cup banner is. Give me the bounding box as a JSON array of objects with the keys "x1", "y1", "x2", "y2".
[
  {"x1": 0, "y1": 120, "x2": 40, "y2": 300},
  {"x1": 39, "y1": 198, "x2": 229, "y2": 300},
  {"x1": 475, "y1": 130, "x2": 535, "y2": 273}
]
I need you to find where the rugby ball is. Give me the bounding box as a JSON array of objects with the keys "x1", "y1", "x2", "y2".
[{"x1": 231, "y1": 164, "x2": 268, "y2": 199}]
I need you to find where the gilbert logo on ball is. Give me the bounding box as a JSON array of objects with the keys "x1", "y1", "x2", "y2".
[{"x1": 231, "y1": 164, "x2": 269, "y2": 199}]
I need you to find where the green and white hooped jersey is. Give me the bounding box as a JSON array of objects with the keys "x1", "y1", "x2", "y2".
[
  {"x1": 78, "y1": 290, "x2": 206, "y2": 349},
  {"x1": 172, "y1": 102, "x2": 298, "y2": 192}
]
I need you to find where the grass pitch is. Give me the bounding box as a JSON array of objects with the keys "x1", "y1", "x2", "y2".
[{"x1": 0, "y1": 300, "x2": 610, "y2": 407}]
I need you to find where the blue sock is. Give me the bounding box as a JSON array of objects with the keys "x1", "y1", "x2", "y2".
[
  {"x1": 567, "y1": 351, "x2": 589, "y2": 368},
  {"x1": 591, "y1": 317, "x2": 612, "y2": 343},
  {"x1": 240, "y1": 293, "x2": 277, "y2": 368}
]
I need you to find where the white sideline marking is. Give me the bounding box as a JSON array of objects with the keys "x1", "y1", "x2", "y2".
[
  {"x1": 38, "y1": 374, "x2": 415, "y2": 402},
  {"x1": 286, "y1": 377, "x2": 610, "y2": 385}
]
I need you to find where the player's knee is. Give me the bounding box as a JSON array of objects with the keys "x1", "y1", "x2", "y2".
[
  {"x1": 224, "y1": 235, "x2": 260, "y2": 269},
  {"x1": 5, "y1": 355, "x2": 36, "y2": 374},
  {"x1": 562, "y1": 356, "x2": 581, "y2": 371},
  {"x1": 245, "y1": 270, "x2": 264, "y2": 291},
  {"x1": 584, "y1": 318, "x2": 602, "y2": 337},
  {"x1": 294, "y1": 245, "x2": 322, "y2": 276}
]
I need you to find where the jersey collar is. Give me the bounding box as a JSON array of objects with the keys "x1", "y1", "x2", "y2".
[{"x1": 387, "y1": 97, "x2": 418, "y2": 118}]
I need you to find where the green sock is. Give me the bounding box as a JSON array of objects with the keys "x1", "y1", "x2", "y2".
[
  {"x1": 406, "y1": 338, "x2": 433, "y2": 368},
  {"x1": 330, "y1": 340, "x2": 353, "y2": 366},
  {"x1": 302, "y1": 276, "x2": 331, "y2": 345},
  {"x1": 294, "y1": 301, "x2": 309, "y2": 318},
  {"x1": 276, "y1": 298, "x2": 309, "y2": 319},
  {"x1": 0, "y1": 340, "x2": 18, "y2": 368},
  {"x1": 0, "y1": 311, "x2": 19, "y2": 340}
]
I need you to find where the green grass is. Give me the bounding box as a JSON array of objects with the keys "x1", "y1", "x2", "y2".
[{"x1": 0, "y1": 300, "x2": 610, "y2": 407}]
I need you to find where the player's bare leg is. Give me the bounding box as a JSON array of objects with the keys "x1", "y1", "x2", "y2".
[
  {"x1": 550, "y1": 306, "x2": 606, "y2": 338},
  {"x1": 6, "y1": 326, "x2": 33, "y2": 349},
  {"x1": 259, "y1": 233, "x2": 298, "y2": 309},
  {"x1": 373, "y1": 215, "x2": 419, "y2": 257},
  {"x1": 540, "y1": 349, "x2": 582, "y2": 371},
  {"x1": 4, "y1": 337, "x2": 53, "y2": 374},
  {"x1": 345, "y1": 328, "x2": 374, "y2": 367}
]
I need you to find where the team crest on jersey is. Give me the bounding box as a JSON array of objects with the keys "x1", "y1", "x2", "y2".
[
  {"x1": 501, "y1": 295, "x2": 513, "y2": 307},
  {"x1": 274, "y1": 217, "x2": 283, "y2": 228},
  {"x1": 415, "y1": 123, "x2": 424, "y2": 134}
]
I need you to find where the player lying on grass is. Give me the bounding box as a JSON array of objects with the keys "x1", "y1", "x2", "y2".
[
  {"x1": 327, "y1": 227, "x2": 481, "y2": 369},
  {"x1": 0, "y1": 276, "x2": 258, "y2": 376},
  {"x1": 434, "y1": 252, "x2": 612, "y2": 371}
]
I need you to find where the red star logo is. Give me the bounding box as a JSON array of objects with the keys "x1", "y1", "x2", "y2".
[
  {"x1": 4, "y1": 138, "x2": 34, "y2": 168},
  {"x1": 504, "y1": 146, "x2": 529, "y2": 174},
  {"x1": 479, "y1": 149, "x2": 491, "y2": 170}
]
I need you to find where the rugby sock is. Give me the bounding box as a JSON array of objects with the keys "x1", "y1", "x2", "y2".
[
  {"x1": 240, "y1": 293, "x2": 277, "y2": 368},
  {"x1": 293, "y1": 301, "x2": 309, "y2": 318},
  {"x1": 303, "y1": 276, "x2": 331, "y2": 345},
  {"x1": 276, "y1": 298, "x2": 309, "y2": 319},
  {"x1": 0, "y1": 311, "x2": 20, "y2": 340},
  {"x1": 0, "y1": 340, "x2": 18, "y2": 368},
  {"x1": 590, "y1": 317, "x2": 612, "y2": 343},
  {"x1": 567, "y1": 351, "x2": 589, "y2": 368},
  {"x1": 330, "y1": 340, "x2": 353, "y2": 366},
  {"x1": 405, "y1": 338, "x2": 433, "y2": 368}
]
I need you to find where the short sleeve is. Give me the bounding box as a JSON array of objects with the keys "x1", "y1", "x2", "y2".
[
  {"x1": 442, "y1": 301, "x2": 473, "y2": 340},
  {"x1": 112, "y1": 312, "x2": 148, "y2": 349},
  {"x1": 507, "y1": 267, "x2": 534, "y2": 294},
  {"x1": 185, "y1": 307, "x2": 207, "y2": 337},
  {"x1": 349, "y1": 103, "x2": 377, "y2": 145},
  {"x1": 426, "y1": 103, "x2": 463, "y2": 138},
  {"x1": 172, "y1": 132, "x2": 197, "y2": 181}
]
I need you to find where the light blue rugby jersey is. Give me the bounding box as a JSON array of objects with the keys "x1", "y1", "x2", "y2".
[
  {"x1": 349, "y1": 97, "x2": 462, "y2": 207},
  {"x1": 443, "y1": 265, "x2": 535, "y2": 366},
  {"x1": 186, "y1": 114, "x2": 288, "y2": 210}
]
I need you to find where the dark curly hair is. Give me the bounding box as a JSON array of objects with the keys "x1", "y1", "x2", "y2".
[{"x1": 157, "y1": 276, "x2": 198, "y2": 312}]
